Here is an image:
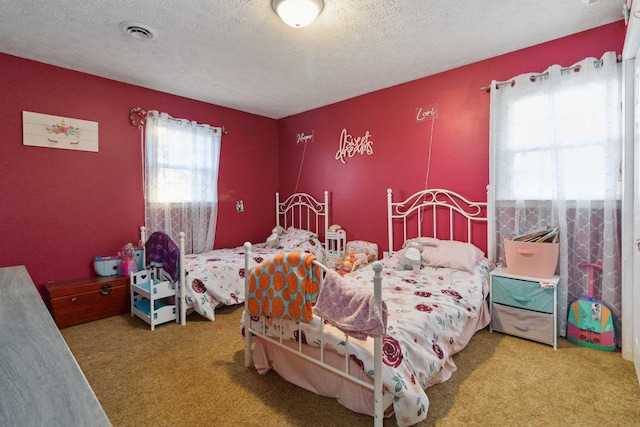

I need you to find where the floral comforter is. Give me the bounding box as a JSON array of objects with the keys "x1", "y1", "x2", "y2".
[
  {"x1": 183, "y1": 229, "x2": 325, "y2": 321},
  {"x1": 243, "y1": 254, "x2": 490, "y2": 426}
]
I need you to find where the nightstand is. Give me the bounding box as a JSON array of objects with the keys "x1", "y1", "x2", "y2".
[
  {"x1": 489, "y1": 267, "x2": 559, "y2": 349},
  {"x1": 325, "y1": 228, "x2": 346, "y2": 262}
]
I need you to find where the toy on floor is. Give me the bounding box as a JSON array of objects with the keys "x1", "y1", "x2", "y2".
[{"x1": 567, "y1": 262, "x2": 616, "y2": 351}]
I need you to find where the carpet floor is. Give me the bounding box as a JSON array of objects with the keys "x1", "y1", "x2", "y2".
[{"x1": 62, "y1": 305, "x2": 640, "y2": 426}]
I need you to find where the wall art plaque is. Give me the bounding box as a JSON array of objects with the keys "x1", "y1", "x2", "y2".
[{"x1": 23, "y1": 111, "x2": 99, "y2": 152}]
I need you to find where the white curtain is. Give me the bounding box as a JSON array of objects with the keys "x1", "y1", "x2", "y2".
[
  {"x1": 144, "y1": 110, "x2": 222, "y2": 254},
  {"x1": 489, "y1": 51, "x2": 622, "y2": 339}
]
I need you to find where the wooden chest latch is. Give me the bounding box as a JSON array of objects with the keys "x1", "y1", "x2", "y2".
[{"x1": 100, "y1": 284, "x2": 112, "y2": 296}]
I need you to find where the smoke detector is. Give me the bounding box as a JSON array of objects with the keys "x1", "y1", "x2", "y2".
[{"x1": 119, "y1": 21, "x2": 157, "y2": 41}]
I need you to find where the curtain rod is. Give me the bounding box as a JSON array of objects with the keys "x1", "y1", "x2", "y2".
[
  {"x1": 166, "y1": 115, "x2": 228, "y2": 134},
  {"x1": 128, "y1": 107, "x2": 227, "y2": 134},
  {"x1": 479, "y1": 54, "x2": 622, "y2": 92}
]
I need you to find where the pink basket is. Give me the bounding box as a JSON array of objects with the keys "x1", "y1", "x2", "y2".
[{"x1": 504, "y1": 239, "x2": 559, "y2": 279}]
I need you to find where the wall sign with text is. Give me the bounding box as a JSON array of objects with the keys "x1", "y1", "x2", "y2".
[
  {"x1": 335, "y1": 128, "x2": 374, "y2": 164},
  {"x1": 296, "y1": 131, "x2": 314, "y2": 144},
  {"x1": 416, "y1": 103, "x2": 438, "y2": 122}
]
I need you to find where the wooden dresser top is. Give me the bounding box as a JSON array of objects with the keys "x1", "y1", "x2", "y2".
[{"x1": 0, "y1": 265, "x2": 111, "y2": 426}]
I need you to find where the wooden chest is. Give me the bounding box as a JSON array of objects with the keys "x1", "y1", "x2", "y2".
[{"x1": 43, "y1": 275, "x2": 130, "y2": 329}]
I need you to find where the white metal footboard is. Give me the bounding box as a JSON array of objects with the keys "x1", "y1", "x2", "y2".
[{"x1": 243, "y1": 242, "x2": 385, "y2": 426}]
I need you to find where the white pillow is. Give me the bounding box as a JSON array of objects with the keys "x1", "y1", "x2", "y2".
[{"x1": 421, "y1": 239, "x2": 484, "y2": 272}]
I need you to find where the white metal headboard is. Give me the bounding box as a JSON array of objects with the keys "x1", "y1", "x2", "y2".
[
  {"x1": 276, "y1": 191, "x2": 330, "y2": 246},
  {"x1": 387, "y1": 188, "x2": 487, "y2": 254}
]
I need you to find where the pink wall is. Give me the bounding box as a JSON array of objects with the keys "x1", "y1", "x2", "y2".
[
  {"x1": 277, "y1": 21, "x2": 626, "y2": 255},
  {"x1": 0, "y1": 54, "x2": 278, "y2": 293},
  {"x1": 0, "y1": 21, "x2": 626, "y2": 293}
]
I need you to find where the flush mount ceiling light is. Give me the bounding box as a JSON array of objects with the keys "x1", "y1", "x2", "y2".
[
  {"x1": 119, "y1": 21, "x2": 157, "y2": 41},
  {"x1": 272, "y1": 0, "x2": 323, "y2": 28}
]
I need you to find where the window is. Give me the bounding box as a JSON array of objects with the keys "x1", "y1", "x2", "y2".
[
  {"x1": 151, "y1": 124, "x2": 217, "y2": 204},
  {"x1": 144, "y1": 111, "x2": 222, "y2": 253},
  {"x1": 497, "y1": 79, "x2": 620, "y2": 201}
]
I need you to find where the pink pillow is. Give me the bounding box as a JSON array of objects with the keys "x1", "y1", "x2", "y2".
[{"x1": 421, "y1": 239, "x2": 484, "y2": 272}]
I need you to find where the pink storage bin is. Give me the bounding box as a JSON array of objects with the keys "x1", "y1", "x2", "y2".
[{"x1": 504, "y1": 239, "x2": 559, "y2": 279}]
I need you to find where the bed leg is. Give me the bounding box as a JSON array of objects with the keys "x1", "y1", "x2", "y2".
[
  {"x1": 244, "y1": 313, "x2": 253, "y2": 368},
  {"x1": 244, "y1": 242, "x2": 253, "y2": 367},
  {"x1": 179, "y1": 232, "x2": 186, "y2": 326},
  {"x1": 372, "y1": 262, "x2": 384, "y2": 427}
]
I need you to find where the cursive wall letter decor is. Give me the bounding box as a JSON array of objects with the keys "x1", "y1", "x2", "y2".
[
  {"x1": 335, "y1": 128, "x2": 374, "y2": 164},
  {"x1": 416, "y1": 103, "x2": 438, "y2": 122},
  {"x1": 296, "y1": 130, "x2": 314, "y2": 144}
]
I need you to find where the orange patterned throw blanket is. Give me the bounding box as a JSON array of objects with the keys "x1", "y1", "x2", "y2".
[{"x1": 246, "y1": 252, "x2": 321, "y2": 322}]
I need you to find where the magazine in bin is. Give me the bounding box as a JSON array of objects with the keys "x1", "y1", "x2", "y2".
[{"x1": 504, "y1": 227, "x2": 559, "y2": 279}]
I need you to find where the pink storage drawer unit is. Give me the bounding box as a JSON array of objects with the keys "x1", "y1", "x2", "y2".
[{"x1": 504, "y1": 239, "x2": 559, "y2": 279}]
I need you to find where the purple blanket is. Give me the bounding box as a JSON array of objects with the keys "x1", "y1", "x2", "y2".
[
  {"x1": 313, "y1": 270, "x2": 387, "y2": 340},
  {"x1": 145, "y1": 232, "x2": 180, "y2": 282}
]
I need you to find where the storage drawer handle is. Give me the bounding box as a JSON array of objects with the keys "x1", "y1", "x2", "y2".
[
  {"x1": 510, "y1": 294, "x2": 536, "y2": 303},
  {"x1": 517, "y1": 249, "x2": 537, "y2": 256},
  {"x1": 511, "y1": 323, "x2": 536, "y2": 332},
  {"x1": 100, "y1": 284, "x2": 112, "y2": 296}
]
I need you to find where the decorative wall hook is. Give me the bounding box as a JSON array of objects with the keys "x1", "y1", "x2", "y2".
[{"x1": 129, "y1": 107, "x2": 147, "y2": 127}]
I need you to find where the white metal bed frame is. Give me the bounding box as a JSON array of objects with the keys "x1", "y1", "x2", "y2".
[
  {"x1": 276, "y1": 191, "x2": 330, "y2": 249},
  {"x1": 242, "y1": 188, "x2": 488, "y2": 426},
  {"x1": 242, "y1": 249, "x2": 385, "y2": 424},
  {"x1": 140, "y1": 191, "x2": 330, "y2": 325},
  {"x1": 387, "y1": 188, "x2": 487, "y2": 253}
]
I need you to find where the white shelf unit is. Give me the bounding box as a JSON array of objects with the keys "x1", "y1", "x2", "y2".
[
  {"x1": 130, "y1": 269, "x2": 177, "y2": 331},
  {"x1": 325, "y1": 229, "x2": 346, "y2": 261}
]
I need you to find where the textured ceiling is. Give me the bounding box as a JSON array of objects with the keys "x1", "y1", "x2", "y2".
[{"x1": 0, "y1": 0, "x2": 624, "y2": 119}]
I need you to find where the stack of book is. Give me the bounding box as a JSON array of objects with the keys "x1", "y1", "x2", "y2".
[{"x1": 512, "y1": 227, "x2": 559, "y2": 243}]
